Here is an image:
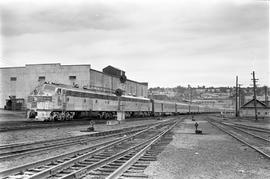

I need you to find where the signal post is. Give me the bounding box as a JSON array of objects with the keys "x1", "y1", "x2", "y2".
[{"x1": 116, "y1": 73, "x2": 127, "y2": 121}]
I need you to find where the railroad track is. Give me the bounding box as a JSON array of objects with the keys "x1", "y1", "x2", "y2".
[
  {"x1": 0, "y1": 120, "x2": 171, "y2": 161},
  {"x1": 213, "y1": 115, "x2": 270, "y2": 133},
  {"x1": 0, "y1": 116, "x2": 171, "y2": 132},
  {"x1": 207, "y1": 119, "x2": 270, "y2": 159},
  {"x1": 227, "y1": 122, "x2": 270, "y2": 134},
  {"x1": 0, "y1": 120, "x2": 178, "y2": 179},
  {"x1": 0, "y1": 121, "x2": 90, "y2": 132}
]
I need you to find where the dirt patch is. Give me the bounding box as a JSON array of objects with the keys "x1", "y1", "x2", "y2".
[{"x1": 145, "y1": 118, "x2": 270, "y2": 179}]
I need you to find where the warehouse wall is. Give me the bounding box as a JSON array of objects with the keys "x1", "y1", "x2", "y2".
[
  {"x1": 0, "y1": 67, "x2": 26, "y2": 108},
  {"x1": 0, "y1": 63, "x2": 148, "y2": 109},
  {"x1": 0, "y1": 63, "x2": 91, "y2": 108},
  {"x1": 90, "y1": 69, "x2": 148, "y2": 97}
]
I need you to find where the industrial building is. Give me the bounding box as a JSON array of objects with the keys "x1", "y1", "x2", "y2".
[
  {"x1": 0, "y1": 63, "x2": 148, "y2": 109},
  {"x1": 239, "y1": 99, "x2": 270, "y2": 118}
]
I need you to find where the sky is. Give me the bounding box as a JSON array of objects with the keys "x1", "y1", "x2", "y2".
[{"x1": 0, "y1": 0, "x2": 269, "y2": 88}]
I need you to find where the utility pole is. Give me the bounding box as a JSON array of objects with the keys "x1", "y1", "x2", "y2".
[
  {"x1": 188, "y1": 85, "x2": 192, "y2": 113},
  {"x1": 264, "y1": 86, "x2": 268, "y2": 107},
  {"x1": 235, "y1": 76, "x2": 238, "y2": 117},
  {"x1": 238, "y1": 84, "x2": 242, "y2": 114},
  {"x1": 252, "y1": 71, "x2": 258, "y2": 121}
]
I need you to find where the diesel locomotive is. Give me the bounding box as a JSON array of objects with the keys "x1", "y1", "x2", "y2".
[{"x1": 26, "y1": 83, "x2": 225, "y2": 121}]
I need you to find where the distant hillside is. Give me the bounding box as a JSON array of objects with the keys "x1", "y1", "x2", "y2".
[{"x1": 148, "y1": 85, "x2": 269, "y2": 103}]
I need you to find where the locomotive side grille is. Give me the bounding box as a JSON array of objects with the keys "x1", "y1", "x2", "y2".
[
  {"x1": 28, "y1": 96, "x2": 52, "y2": 102},
  {"x1": 31, "y1": 102, "x2": 37, "y2": 108}
]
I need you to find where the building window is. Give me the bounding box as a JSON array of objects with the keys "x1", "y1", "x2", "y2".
[
  {"x1": 38, "y1": 76, "x2": 45, "y2": 81},
  {"x1": 265, "y1": 112, "x2": 268, "y2": 115},
  {"x1": 69, "y1": 76, "x2": 76, "y2": 80},
  {"x1": 10, "y1": 77, "x2": 17, "y2": 81},
  {"x1": 66, "y1": 97, "x2": 69, "y2": 102},
  {"x1": 258, "y1": 112, "x2": 260, "y2": 115}
]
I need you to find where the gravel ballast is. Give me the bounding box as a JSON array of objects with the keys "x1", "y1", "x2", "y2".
[
  {"x1": 144, "y1": 117, "x2": 270, "y2": 179},
  {"x1": 0, "y1": 118, "x2": 161, "y2": 171},
  {"x1": 0, "y1": 119, "x2": 158, "y2": 145}
]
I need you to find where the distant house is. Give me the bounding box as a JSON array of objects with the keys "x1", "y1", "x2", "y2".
[{"x1": 240, "y1": 99, "x2": 270, "y2": 118}]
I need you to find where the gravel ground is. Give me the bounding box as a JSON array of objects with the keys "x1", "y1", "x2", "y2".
[
  {"x1": 233, "y1": 121, "x2": 270, "y2": 129},
  {"x1": 214, "y1": 115, "x2": 270, "y2": 129},
  {"x1": 0, "y1": 136, "x2": 115, "y2": 171},
  {"x1": 0, "y1": 118, "x2": 163, "y2": 171},
  {"x1": 0, "y1": 109, "x2": 26, "y2": 122},
  {"x1": 0, "y1": 119, "x2": 159, "y2": 145},
  {"x1": 144, "y1": 117, "x2": 270, "y2": 179}
]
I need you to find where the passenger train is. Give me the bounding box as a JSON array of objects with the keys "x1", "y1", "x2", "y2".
[{"x1": 26, "y1": 83, "x2": 227, "y2": 121}]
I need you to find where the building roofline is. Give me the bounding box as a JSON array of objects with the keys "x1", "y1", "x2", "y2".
[
  {"x1": 62, "y1": 64, "x2": 90, "y2": 67},
  {"x1": 103, "y1": 65, "x2": 123, "y2": 72},
  {"x1": 26, "y1": 63, "x2": 61, "y2": 66},
  {"x1": 1, "y1": 63, "x2": 91, "y2": 69},
  {"x1": 241, "y1": 98, "x2": 267, "y2": 108},
  {"x1": 90, "y1": 69, "x2": 148, "y2": 86},
  {"x1": 0, "y1": 66, "x2": 25, "y2": 69},
  {"x1": 90, "y1": 68, "x2": 103, "y2": 74}
]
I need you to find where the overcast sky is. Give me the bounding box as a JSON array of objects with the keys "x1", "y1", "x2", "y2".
[{"x1": 0, "y1": 0, "x2": 269, "y2": 88}]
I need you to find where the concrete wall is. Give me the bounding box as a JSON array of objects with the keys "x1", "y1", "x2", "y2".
[
  {"x1": 240, "y1": 108, "x2": 270, "y2": 117},
  {"x1": 0, "y1": 63, "x2": 91, "y2": 108},
  {"x1": 0, "y1": 63, "x2": 148, "y2": 109},
  {"x1": 0, "y1": 67, "x2": 26, "y2": 108},
  {"x1": 90, "y1": 69, "x2": 148, "y2": 97}
]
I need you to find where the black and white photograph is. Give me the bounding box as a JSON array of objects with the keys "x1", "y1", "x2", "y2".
[{"x1": 0, "y1": 0, "x2": 269, "y2": 178}]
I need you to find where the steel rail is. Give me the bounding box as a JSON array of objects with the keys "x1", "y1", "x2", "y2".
[
  {"x1": 0, "y1": 137, "x2": 123, "y2": 178},
  {"x1": 106, "y1": 121, "x2": 178, "y2": 179},
  {"x1": 208, "y1": 120, "x2": 270, "y2": 159},
  {"x1": 0, "y1": 127, "x2": 145, "y2": 160},
  {"x1": 24, "y1": 121, "x2": 175, "y2": 179},
  {"x1": 0, "y1": 120, "x2": 165, "y2": 149},
  {"x1": 0, "y1": 121, "x2": 168, "y2": 160},
  {"x1": 61, "y1": 121, "x2": 178, "y2": 179},
  {"x1": 228, "y1": 123, "x2": 270, "y2": 134},
  {"x1": 211, "y1": 116, "x2": 270, "y2": 133},
  {"x1": 0, "y1": 121, "x2": 173, "y2": 178},
  {"x1": 221, "y1": 123, "x2": 270, "y2": 143},
  {"x1": 0, "y1": 116, "x2": 174, "y2": 132}
]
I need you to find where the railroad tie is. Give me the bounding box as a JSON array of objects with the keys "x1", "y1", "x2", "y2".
[
  {"x1": 125, "y1": 168, "x2": 145, "y2": 173},
  {"x1": 107, "y1": 163, "x2": 123, "y2": 167},
  {"x1": 122, "y1": 172, "x2": 149, "y2": 178}
]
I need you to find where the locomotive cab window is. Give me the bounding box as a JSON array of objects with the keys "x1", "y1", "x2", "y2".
[
  {"x1": 69, "y1": 76, "x2": 76, "y2": 80},
  {"x1": 10, "y1": 77, "x2": 17, "y2": 81},
  {"x1": 38, "y1": 76, "x2": 45, "y2": 81}
]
